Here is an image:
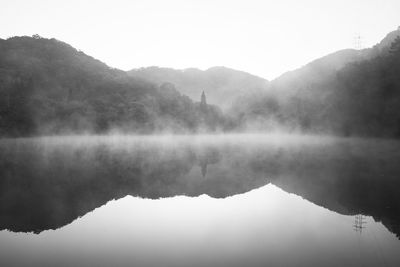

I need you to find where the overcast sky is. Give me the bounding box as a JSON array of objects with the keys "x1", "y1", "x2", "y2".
[{"x1": 1, "y1": 0, "x2": 400, "y2": 79}]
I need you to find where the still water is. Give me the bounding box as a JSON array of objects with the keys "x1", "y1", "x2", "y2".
[{"x1": 0, "y1": 134, "x2": 400, "y2": 267}]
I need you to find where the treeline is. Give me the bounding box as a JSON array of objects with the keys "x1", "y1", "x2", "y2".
[{"x1": 0, "y1": 36, "x2": 224, "y2": 136}]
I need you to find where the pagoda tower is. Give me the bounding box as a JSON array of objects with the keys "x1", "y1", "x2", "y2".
[{"x1": 200, "y1": 91, "x2": 207, "y2": 111}]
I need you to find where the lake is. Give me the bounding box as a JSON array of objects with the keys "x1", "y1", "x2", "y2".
[{"x1": 0, "y1": 134, "x2": 400, "y2": 267}]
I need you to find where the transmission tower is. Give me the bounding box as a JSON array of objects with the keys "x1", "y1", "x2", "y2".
[
  {"x1": 354, "y1": 34, "x2": 363, "y2": 50},
  {"x1": 353, "y1": 214, "x2": 367, "y2": 234}
]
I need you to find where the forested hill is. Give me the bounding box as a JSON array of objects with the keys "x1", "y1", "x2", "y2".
[
  {"x1": 231, "y1": 28, "x2": 400, "y2": 137},
  {"x1": 0, "y1": 36, "x2": 224, "y2": 136},
  {"x1": 128, "y1": 66, "x2": 268, "y2": 109},
  {"x1": 271, "y1": 27, "x2": 400, "y2": 95}
]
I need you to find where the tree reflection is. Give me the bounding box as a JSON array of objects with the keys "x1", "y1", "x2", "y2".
[{"x1": 0, "y1": 136, "x2": 399, "y2": 238}]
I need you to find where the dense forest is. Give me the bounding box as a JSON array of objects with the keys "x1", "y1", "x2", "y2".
[
  {"x1": 0, "y1": 28, "x2": 400, "y2": 138},
  {"x1": 0, "y1": 36, "x2": 224, "y2": 136}
]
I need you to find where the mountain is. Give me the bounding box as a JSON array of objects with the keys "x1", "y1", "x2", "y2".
[
  {"x1": 271, "y1": 27, "x2": 400, "y2": 95},
  {"x1": 0, "y1": 36, "x2": 224, "y2": 136},
  {"x1": 128, "y1": 66, "x2": 269, "y2": 109},
  {"x1": 230, "y1": 27, "x2": 400, "y2": 137},
  {"x1": 1, "y1": 27, "x2": 400, "y2": 138}
]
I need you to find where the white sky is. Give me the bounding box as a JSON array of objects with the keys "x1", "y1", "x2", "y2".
[{"x1": 1, "y1": 0, "x2": 400, "y2": 79}]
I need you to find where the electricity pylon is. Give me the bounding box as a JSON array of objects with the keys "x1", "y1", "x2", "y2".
[
  {"x1": 354, "y1": 34, "x2": 363, "y2": 50},
  {"x1": 353, "y1": 214, "x2": 367, "y2": 234}
]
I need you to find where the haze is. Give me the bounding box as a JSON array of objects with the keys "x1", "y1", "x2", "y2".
[{"x1": 1, "y1": 0, "x2": 400, "y2": 79}]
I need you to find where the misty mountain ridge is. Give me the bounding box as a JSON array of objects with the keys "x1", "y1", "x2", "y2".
[
  {"x1": 128, "y1": 27, "x2": 400, "y2": 108},
  {"x1": 0, "y1": 26, "x2": 400, "y2": 137},
  {"x1": 234, "y1": 26, "x2": 400, "y2": 136},
  {"x1": 129, "y1": 66, "x2": 269, "y2": 109}
]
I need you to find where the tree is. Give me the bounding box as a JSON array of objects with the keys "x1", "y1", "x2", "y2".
[
  {"x1": 389, "y1": 36, "x2": 400, "y2": 55},
  {"x1": 32, "y1": 34, "x2": 42, "y2": 39}
]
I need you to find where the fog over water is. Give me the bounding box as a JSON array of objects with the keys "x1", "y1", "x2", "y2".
[
  {"x1": 1, "y1": 134, "x2": 400, "y2": 267},
  {"x1": 1, "y1": 1, "x2": 400, "y2": 266}
]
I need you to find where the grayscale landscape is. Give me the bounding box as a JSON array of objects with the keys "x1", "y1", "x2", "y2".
[{"x1": 1, "y1": 1, "x2": 400, "y2": 267}]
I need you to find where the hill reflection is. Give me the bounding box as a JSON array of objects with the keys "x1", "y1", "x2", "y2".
[{"x1": 0, "y1": 135, "x2": 399, "y2": 237}]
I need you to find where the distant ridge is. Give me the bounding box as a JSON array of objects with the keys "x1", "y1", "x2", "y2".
[{"x1": 128, "y1": 66, "x2": 269, "y2": 109}]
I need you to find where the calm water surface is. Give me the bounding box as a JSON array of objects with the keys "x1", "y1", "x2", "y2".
[{"x1": 0, "y1": 134, "x2": 399, "y2": 267}]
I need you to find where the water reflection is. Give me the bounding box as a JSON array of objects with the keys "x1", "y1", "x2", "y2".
[
  {"x1": 0, "y1": 134, "x2": 400, "y2": 240},
  {"x1": 354, "y1": 214, "x2": 367, "y2": 234},
  {"x1": 0, "y1": 184, "x2": 399, "y2": 267},
  {"x1": 197, "y1": 147, "x2": 221, "y2": 177}
]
